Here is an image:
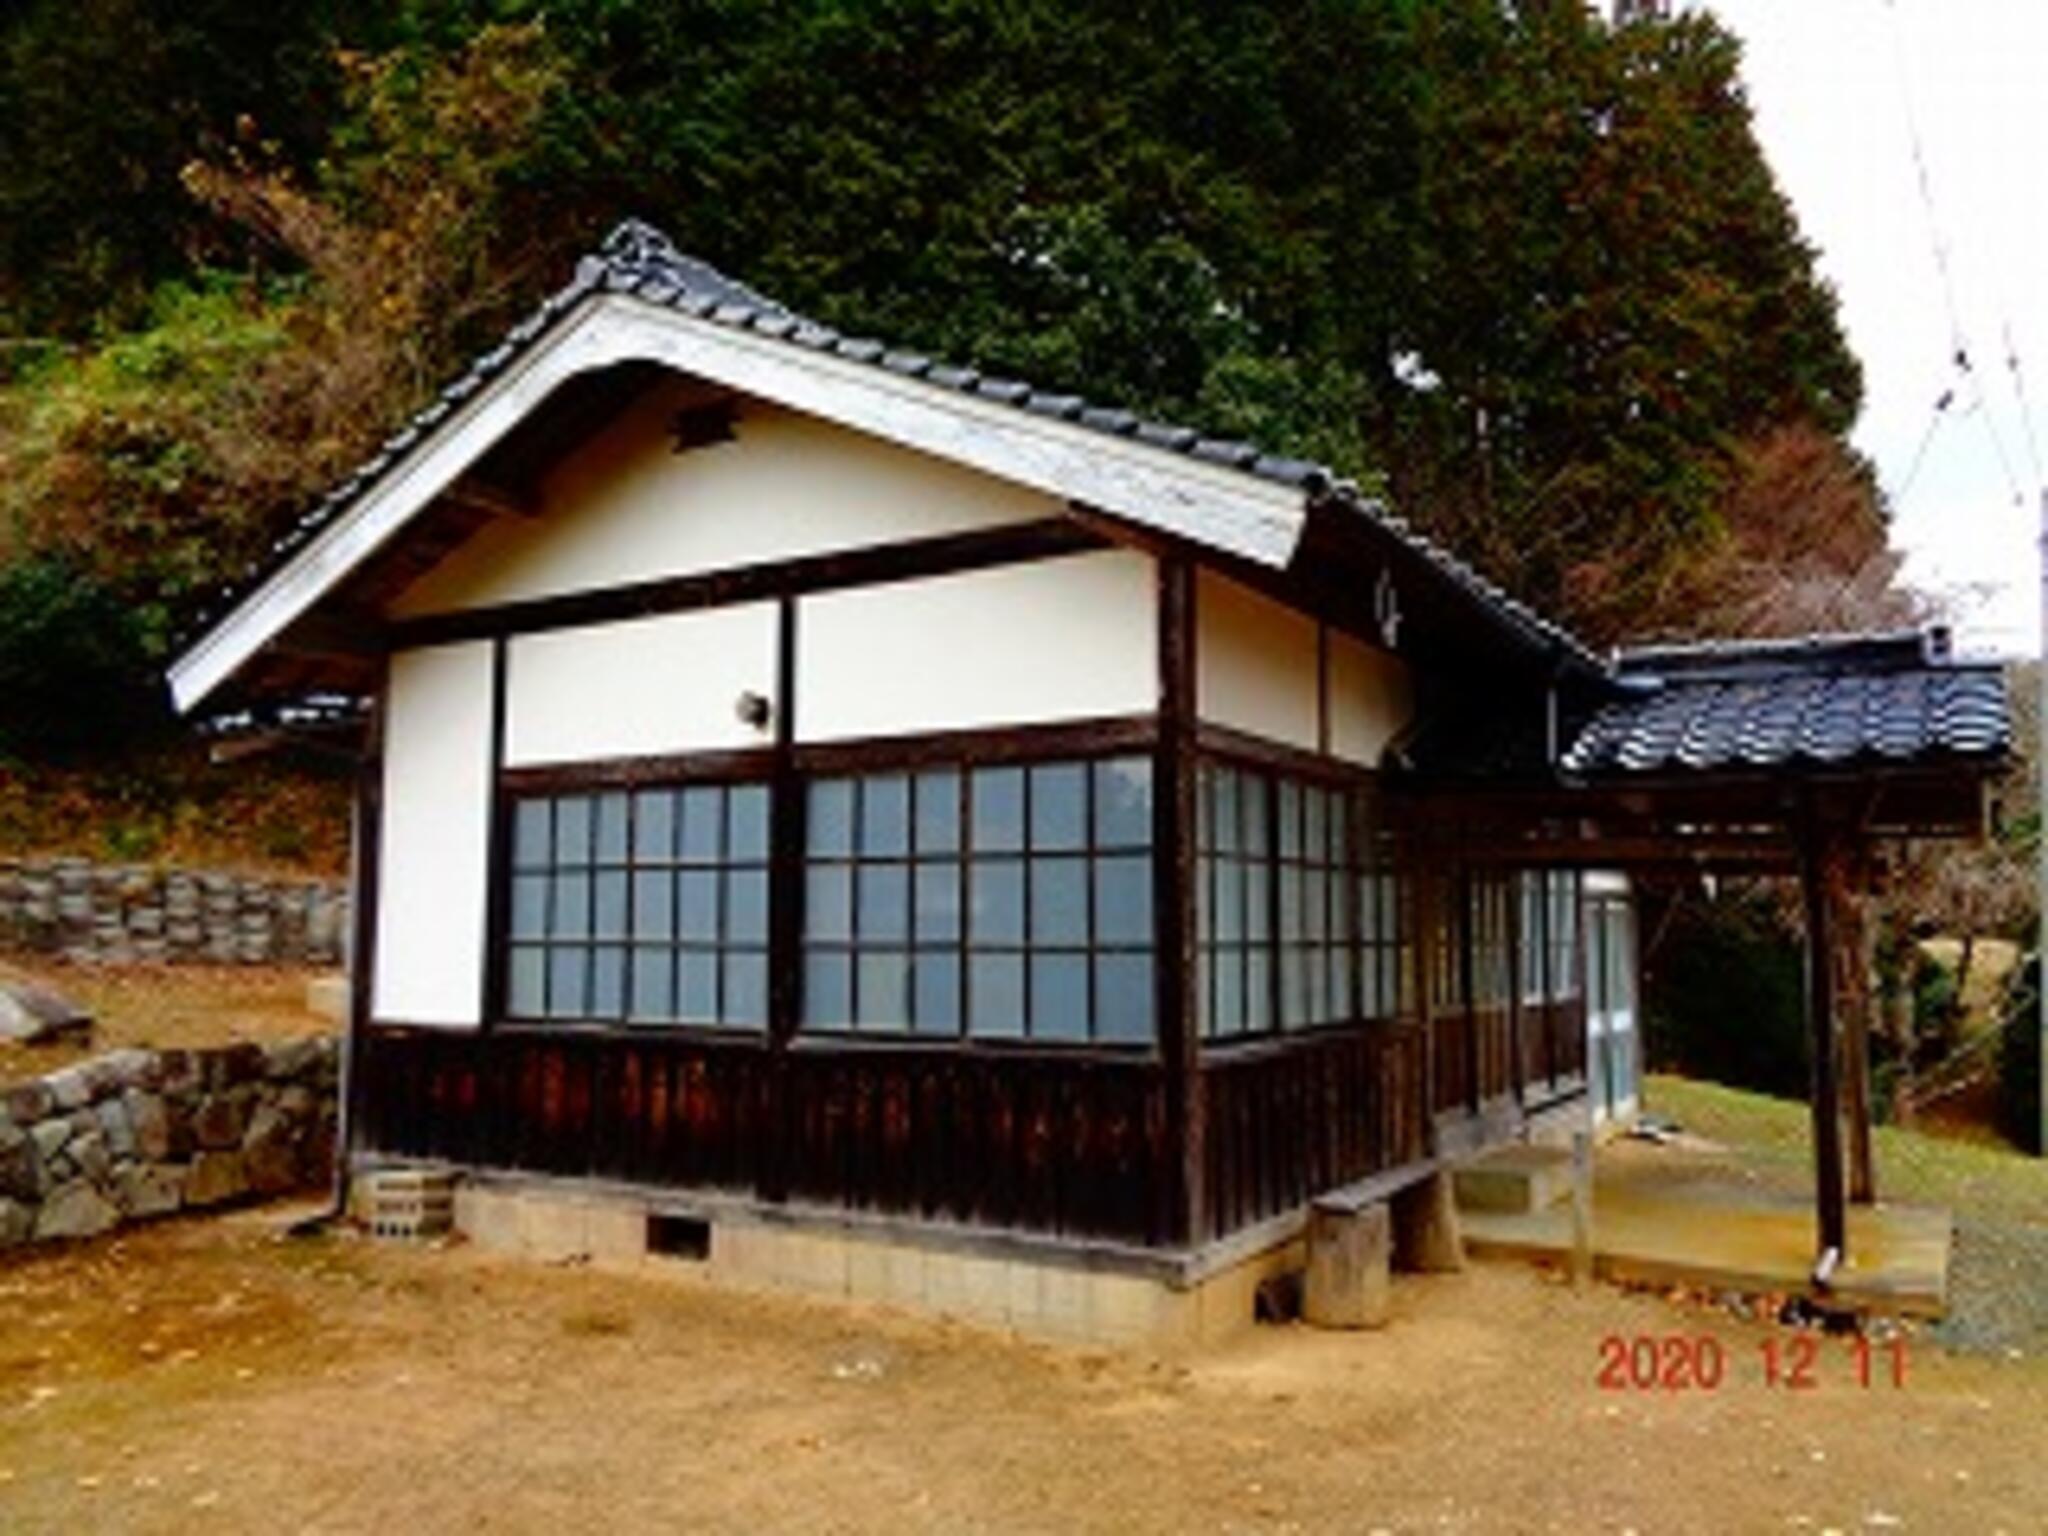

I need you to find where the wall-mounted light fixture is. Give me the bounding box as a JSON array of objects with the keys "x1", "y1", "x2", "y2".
[{"x1": 735, "y1": 691, "x2": 773, "y2": 731}]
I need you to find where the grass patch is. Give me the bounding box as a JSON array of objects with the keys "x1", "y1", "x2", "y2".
[{"x1": 1646, "y1": 1073, "x2": 2048, "y2": 1228}]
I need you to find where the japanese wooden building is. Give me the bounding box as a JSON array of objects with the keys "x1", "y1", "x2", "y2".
[{"x1": 169, "y1": 222, "x2": 2010, "y2": 1342}]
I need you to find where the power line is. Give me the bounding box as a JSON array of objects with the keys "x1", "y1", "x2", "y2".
[
  {"x1": 1882, "y1": 0, "x2": 2028, "y2": 508},
  {"x1": 2005, "y1": 321, "x2": 2048, "y2": 489},
  {"x1": 1894, "y1": 386, "x2": 1953, "y2": 507}
]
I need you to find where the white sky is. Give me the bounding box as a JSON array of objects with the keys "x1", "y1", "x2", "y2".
[{"x1": 1688, "y1": 0, "x2": 2048, "y2": 655}]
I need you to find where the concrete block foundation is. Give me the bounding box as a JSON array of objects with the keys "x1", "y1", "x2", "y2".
[{"x1": 443, "y1": 1172, "x2": 1303, "y2": 1350}]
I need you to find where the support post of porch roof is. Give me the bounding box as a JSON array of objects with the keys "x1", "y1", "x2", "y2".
[{"x1": 1798, "y1": 800, "x2": 1850, "y2": 1272}]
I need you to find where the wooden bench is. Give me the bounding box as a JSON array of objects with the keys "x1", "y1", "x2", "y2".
[{"x1": 1302, "y1": 1162, "x2": 1467, "y2": 1330}]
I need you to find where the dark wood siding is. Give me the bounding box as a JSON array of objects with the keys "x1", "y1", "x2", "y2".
[
  {"x1": 1197, "y1": 1021, "x2": 1428, "y2": 1242},
  {"x1": 355, "y1": 1025, "x2": 1177, "y2": 1246}
]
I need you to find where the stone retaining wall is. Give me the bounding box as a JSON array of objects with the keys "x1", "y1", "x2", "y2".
[
  {"x1": 0, "y1": 857, "x2": 348, "y2": 965},
  {"x1": 0, "y1": 1038, "x2": 339, "y2": 1249}
]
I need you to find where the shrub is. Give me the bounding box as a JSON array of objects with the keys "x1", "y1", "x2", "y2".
[
  {"x1": 0, "y1": 555, "x2": 166, "y2": 756},
  {"x1": 1995, "y1": 954, "x2": 2043, "y2": 1155},
  {"x1": 1642, "y1": 885, "x2": 1808, "y2": 1098}
]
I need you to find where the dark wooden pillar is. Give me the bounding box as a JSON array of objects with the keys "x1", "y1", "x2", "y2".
[
  {"x1": 1829, "y1": 848, "x2": 1878, "y2": 1205},
  {"x1": 1155, "y1": 557, "x2": 1204, "y2": 1245},
  {"x1": 1506, "y1": 869, "x2": 1527, "y2": 1106},
  {"x1": 1799, "y1": 810, "x2": 1850, "y2": 1266},
  {"x1": 1414, "y1": 858, "x2": 1439, "y2": 1154},
  {"x1": 341, "y1": 691, "x2": 385, "y2": 1174},
  {"x1": 762, "y1": 594, "x2": 802, "y2": 1204}
]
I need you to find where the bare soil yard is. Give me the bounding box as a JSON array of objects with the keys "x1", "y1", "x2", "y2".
[
  {"x1": 0, "y1": 958, "x2": 329, "y2": 1084},
  {"x1": 1, "y1": 1207, "x2": 2043, "y2": 1535}
]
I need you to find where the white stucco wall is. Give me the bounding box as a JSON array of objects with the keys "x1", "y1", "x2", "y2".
[
  {"x1": 1194, "y1": 570, "x2": 1412, "y2": 763},
  {"x1": 1194, "y1": 571, "x2": 1320, "y2": 752},
  {"x1": 1326, "y1": 628, "x2": 1413, "y2": 767},
  {"x1": 796, "y1": 549, "x2": 1156, "y2": 742},
  {"x1": 373, "y1": 641, "x2": 495, "y2": 1027},
  {"x1": 504, "y1": 603, "x2": 779, "y2": 767},
  {"x1": 388, "y1": 384, "x2": 1064, "y2": 618}
]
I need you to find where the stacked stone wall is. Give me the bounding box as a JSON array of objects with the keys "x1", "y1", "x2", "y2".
[
  {"x1": 0, "y1": 1038, "x2": 339, "y2": 1248},
  {"x1": 0, "y1": 857, "x2": 348, "y2": 965}
]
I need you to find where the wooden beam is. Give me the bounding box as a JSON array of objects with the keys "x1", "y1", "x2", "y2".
[
  {"x1": 1155, "y1": 555, "x2": 1203, "y2": 1245},
  {"x1": 1832, "y1": 848, "x2": 1878, "y2": 1204},
  {"x1": 341, "y1": 692, "x2": 385, "y2": 1181},
  {"x1": 763, "y1": 593, "x2": 801, "y2": 1205},
  {"x1": 441, "y1": 473, "x2": 538, "y2": 520},
  {"x1": 1799, "y1": 806, "x2": 1850, "y2": 1271},
  {"x1": 272, "y1": 609, "x2": 387, "y2": 663},
  {"x1": 388, "y1": 517, "x2": 1105, "y2": 650}
]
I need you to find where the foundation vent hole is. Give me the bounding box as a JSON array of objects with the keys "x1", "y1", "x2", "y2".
[{"x1": 647, "y1": 1213, "x2": 711, "y2": 1260}]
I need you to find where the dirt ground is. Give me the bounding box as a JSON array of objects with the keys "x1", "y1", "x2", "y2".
[
  {"x1": 1, "y1": 1209, "x2": 2043, "y2": 1535},
  {"x1": 0, "y1": 958, "x2": 330, "y2": 1084}
]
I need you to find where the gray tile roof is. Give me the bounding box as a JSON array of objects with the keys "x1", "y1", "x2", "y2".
[
  {"x1": 183, "y1": 218, "x2": 1602, "y2": 674},
  {"x1": 1560, "y1": 630, "x2": 2010, "y2": 775}
]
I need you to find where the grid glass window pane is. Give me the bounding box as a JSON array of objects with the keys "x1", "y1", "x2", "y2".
[
  {"x1": 804, "y1": 757, "x2": 1154, "y2": 1044},
  {"x1": 971, "y1": 860, "x2": 1026, "y2": 945},
  {"x1": 724, "y1": 952, "x2": 768, "y2": 1027},
  {"x1": 725, "y1": 868, "x2": 769, "y2": 946},
  {"x1": 630, "y1": 948, "x2": 674, "y2": 1020},
  {"x1": 857, "y1": 950, "x2": 910, "y2": 1031},
  {"x1": 1094, "y1": 758, "x2": 1152, "y2": 847},
  {"x1": 806, "y1": 863, "x2": 853, "y2": 942},
  {"x1": 679, "y1": 788, "x2": 722, "y2": 864},
  {"x1": 633, "y1": 790, "x2": 675, "y2": 862},
  {"x1": 595, "y1": 793, "x2": 629, "y2": 864},
  {"x1": 913, "y1": 952, "x2": 962, "y2": 1034},
  {"x1": 727, "y1": 785, "x2": 770, "y2": 863},
  {"x1": 592, "y1": 947, "x2": 625, "y2": 1016},
  {"x1": 678, "y1": 871, "x2": 719, "y2": 943},
  {"x1": 1096, "y1": 953, "x2": 1154, "y2": 1043},
  {"x1": 513, "y1": 801, "x2": 552, "y2": 867},
  {"x1": 678, "y1": 951, "x2": 718, "y2": 1021},
  {"x1": 804, "y1": 952, "x2": 851, "y2": 1026},
  {"x1": 1030, "y1": 764, "x2": 1087, "y2": 850},
  {"x1": 555, "y1": 797, "x2": 593, "y2": 866},
  {"x1": 808, "y1": 780, "x2": 854, "y2": 856},
  {"x1": 1199, "y1": 765, "x2": 1391, "y2": 1040},
  {"x1": 915, "y1": 771, "x2": 960, "y2": 853},
  {"x1": 857, "y1": 863, "x2": 910, "y2": 943},
  {"x1": 634, "y1": 870, "x2": 674, "y2": 940},
  {"x1": 1030, "y1": 953, "x2": 1089, "y2": 1041},
  {"x1": 914, "y1": 862, "x2": 961, "y2": 942},
  {"x1": 1094, "y1": 856, "x2": 1151, "y2": 946},
  {"x1": 511, "y1": 874, "x2": 549, "y2": 941},
  {"x1": 971, "y1": 768, "x2": 1025, "y2": 853},
  {"x1": 509, "y1": 946, "x2": 545, "y2": 1015},
  {"x1": 970, "y1": 953, "x2": 1026, "y2": 1037},
  {"x1": 593, "y1": 871, "x2": 628, "y2": 940},
  {"x1": 504, "y1": 783, "x2": 770, "y2": 1029},
  {"x1": 1030, "y1": 856, "x2": 1088, "y2": 946},
  {"x1": 859, "y1": 775, "x2": 910, "y2": 857}
]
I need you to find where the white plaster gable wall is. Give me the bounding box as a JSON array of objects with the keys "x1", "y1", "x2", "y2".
[
  {"x1": 1195, "y1": 570, "x2": 1412, "y2": 764},
  {"x1": 1326, "y1": 628, "x2": 1413, "y2": 768},
  {"x1": 796, "y1": 549, "x2": 1156, "y2": 742},
  {"x1": 504, "y1": 603, "x2": 780, "y2": 767},
  {"x1": 389, "y1": 384, "x2": 1064, "y2": 619},
  {"x1": 1195, "y1": 571, "x2": 1320, "y2": 752},
  {"x1": 373, "y1": 641, "x2": 495, "y2": 1027}
]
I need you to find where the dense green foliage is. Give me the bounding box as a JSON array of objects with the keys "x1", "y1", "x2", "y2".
[
  {"x1": 3, "y1": 0, "x2": 1864, "y2": 660},
  {"x1": 1996, "y1": 955, "x2": 2043, "y2": 1155},
  {"x1": 1642, "y1": 888, "x2": 1809, "y2": 1100},
  {"x1": 0, "y1": 555, "x2": 163, "y2": 756}
]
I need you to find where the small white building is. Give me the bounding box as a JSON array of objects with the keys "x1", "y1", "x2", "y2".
[{"x1": 170, "y1": 222, "x2": 2006, "y2": 1343}]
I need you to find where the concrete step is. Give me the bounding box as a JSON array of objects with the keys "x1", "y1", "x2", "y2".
[{"x1": 1453, "y1": 1144, "x2": 1574, "y2": 1215}]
